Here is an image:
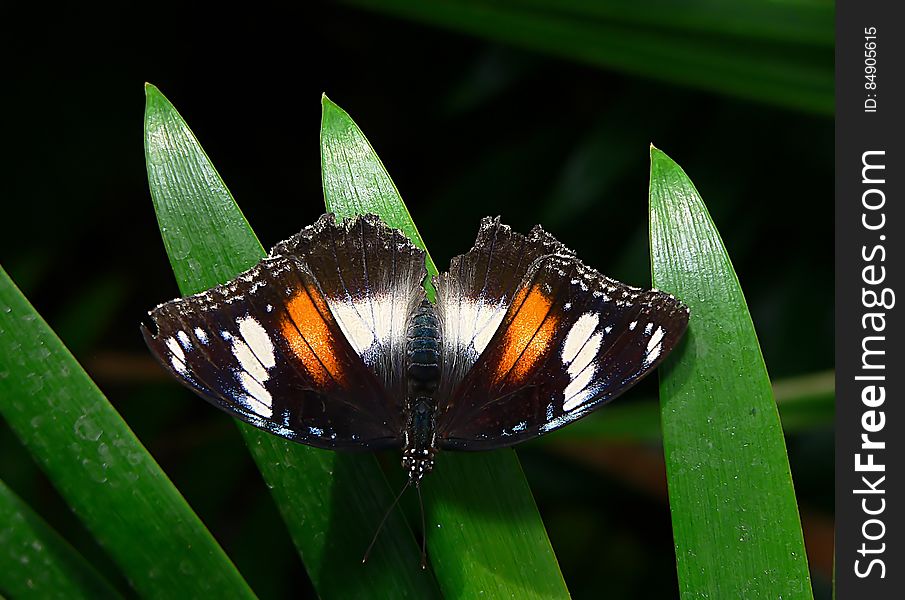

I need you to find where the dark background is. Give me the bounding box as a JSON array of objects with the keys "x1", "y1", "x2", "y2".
[{"x1": 1, "y1": 4, "x2": 833, "y2": 598}]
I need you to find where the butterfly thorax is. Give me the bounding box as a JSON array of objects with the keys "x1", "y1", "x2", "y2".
[{"x1": 402, "y1": 300, "x2": 441, "y2": 482}]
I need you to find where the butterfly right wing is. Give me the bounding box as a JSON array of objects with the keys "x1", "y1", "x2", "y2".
[
  {"x1": 433, "y1": 217, "x2": 570, "y2": 402},
  {"x1": 433, "y1": 220, "x2": 689, "y2": 450},
  {"x1": 438, "y1": 253, "x2": 688, "y2": 449}
]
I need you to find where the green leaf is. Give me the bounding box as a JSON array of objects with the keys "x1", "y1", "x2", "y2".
[
  {"x1": 320, "y1": 97, "x2": 439, "y2": 300},
  {"x1": 648, "y1": 147, "x2": 813, "y2": 598},
  {"x1": 0, "y1": 265, "x2": 254, "y2": 598},
  {"x1": 344, "y1": 0, "x2": 833, "y2": 115},
  {"x1": 0, "y1": 479, "x2": 123, "y2": 600},
  {"x1": 321, "y1": 95, "x2": 569, "y2": 599},
  {"x1": 144, "y1": 84, "x2": 440, "y2": 598}
]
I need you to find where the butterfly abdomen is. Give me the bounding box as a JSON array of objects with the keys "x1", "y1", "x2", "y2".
[
  {"x1": 403, "y1": 300, "x2": 441, "y2": 481},
  {"x1": 406, "y1": 300, "x2": 441, "y2": 395}
]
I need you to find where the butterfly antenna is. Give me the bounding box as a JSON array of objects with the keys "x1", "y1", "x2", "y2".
[
  {"x1": 416, "y1": 483, "x2": 428, "y2": 570},
  {"x1": 362, "y1": 479, "x2": 411, "y2": 565}
]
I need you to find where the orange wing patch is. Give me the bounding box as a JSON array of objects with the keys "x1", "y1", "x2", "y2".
[
  {"x1": 493, "y1": 285, "x2": 558, "y2": 386},
  {"x1": 280, "y1": 285, "x2": 342, "y2": 386}
]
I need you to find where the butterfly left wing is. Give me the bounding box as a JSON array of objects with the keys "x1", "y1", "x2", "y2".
[
  {"x1": 142, "y1": 255, "x2": 403, "y2": 450},
  {"x1": 435, "y1": 249, "x2": 689, "y2": 450}
]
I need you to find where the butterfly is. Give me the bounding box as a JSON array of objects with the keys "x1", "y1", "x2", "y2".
[{"x1": 143, "y1": 213, "x2": 688, "y2": 483}]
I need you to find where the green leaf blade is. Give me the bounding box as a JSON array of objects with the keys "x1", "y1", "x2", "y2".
[
  {"x1": 144, "y1": 84, "x2": 265, "y2": 293},
  {"x1": 0, "y1": 479, "x2": 123, "y2": 600},
  {"x1": 0, "y1": 266, "x2": 255, "y2": 599},
  {"x1": 320, "y1": 96, "x2": 439, "y2": 300},
  {"x1": 144, "y1": 84, "x2": 441, "y2": 598},
  {"x1": 320, "y1": 95, "x2": 570, "y2": 599},
  {"x1": 648, "y1": 147, "x2": 813, "y2": 598}
]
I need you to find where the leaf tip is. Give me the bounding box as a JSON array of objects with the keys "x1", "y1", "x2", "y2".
[
  {"x1": 321, "y1": 93, "x2": 340, "y2": 113},
  {"x1": 649, "y1": 145, "x2": 681, "y2": 178},
  {"x1": 649, "y1": 143, "x2": 662, "y2": 168},
  {"x1": 144, "y1": 82, "x2": 162, "y2": 101},
  {"x1": 320, "y1": 93, "x2": 348, "y2": 126},
  {"x1": 143, "y1": 84, "x2": 174, "y2": 119},
  {"x1": 649, "y1": 143, "x2": 670, "y2": 163}
]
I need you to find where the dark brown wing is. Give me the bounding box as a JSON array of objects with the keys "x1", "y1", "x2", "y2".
[
  {"x1": 142, "y1": 213, "x2": 427, "y2": 449},
  {"x1": 433, "y1": 217, "x2": 570, "y2": 403},
  {"x1": 435, "y1": 234, "x2": 689, "y2": 450},
  {"x1": 272, "y1": 213, "x2": 427, "y2": 402}
]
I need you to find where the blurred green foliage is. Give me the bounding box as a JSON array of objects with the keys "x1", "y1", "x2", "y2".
[{"x1": 346, "y1": 0, "x2": 833, "y2": 114}]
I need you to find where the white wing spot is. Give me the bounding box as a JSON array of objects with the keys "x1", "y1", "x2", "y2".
[
  {"x1": 165, "y1": 337, "x2": 187, "y2": 375},
  {"x1": 237, "y1": 316, "x2": 275, "y2": 369},
  {"x1": 644, "y1": 322, "x2": 653, "y2": 335},
  {"x1": 561, "y1": 313, "x2": 599, "y2": 365},
  {"x1": 231, "y1": 341, "x2": 265, "y2": 384},
  {"x1": 647, "y1": 326, "x2": 665, "y2": 352},
  {"x1": 330, "y1": 300, "x2": 378, "y2": 352},
  {"x1": 194, "y1": 327, "x2": 209, "y2": 344},
  {"x1": 229, "y1": 320, "x2": 274, "y2": 417},
  {"x1": 176, "y1": 330, "x2": 192, "y2": 349},
  {"x1": 562, "y1": 330, "x2": 604, "y2": 412},
  {"x1": 563, "y1": 368, "x2": 597, "y2": 412},
  {"x1": 165, "y1": 337, "x2": 185, "y2": 362},
  {"x1": 644, "y1": 326, "x2": 666, "y2": 366},
  {"x1": 570, "y1": 333, "x2": 602, "y2": 377},
  {"x1": 238, "y1": 372, "x2": 272, "y2": 418},
  {"x1": 629, "y1": 320, "x2": 637, "y2": 331},
  {"x1": 645, "y1": 344, "x2": 662, "y2": 366},
  {"x1": 371, "y1": 296, "x2": 398, "y2": 349},
  {"x1": 460, "y1": 298, "x2": 507, "y2": 355}
]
